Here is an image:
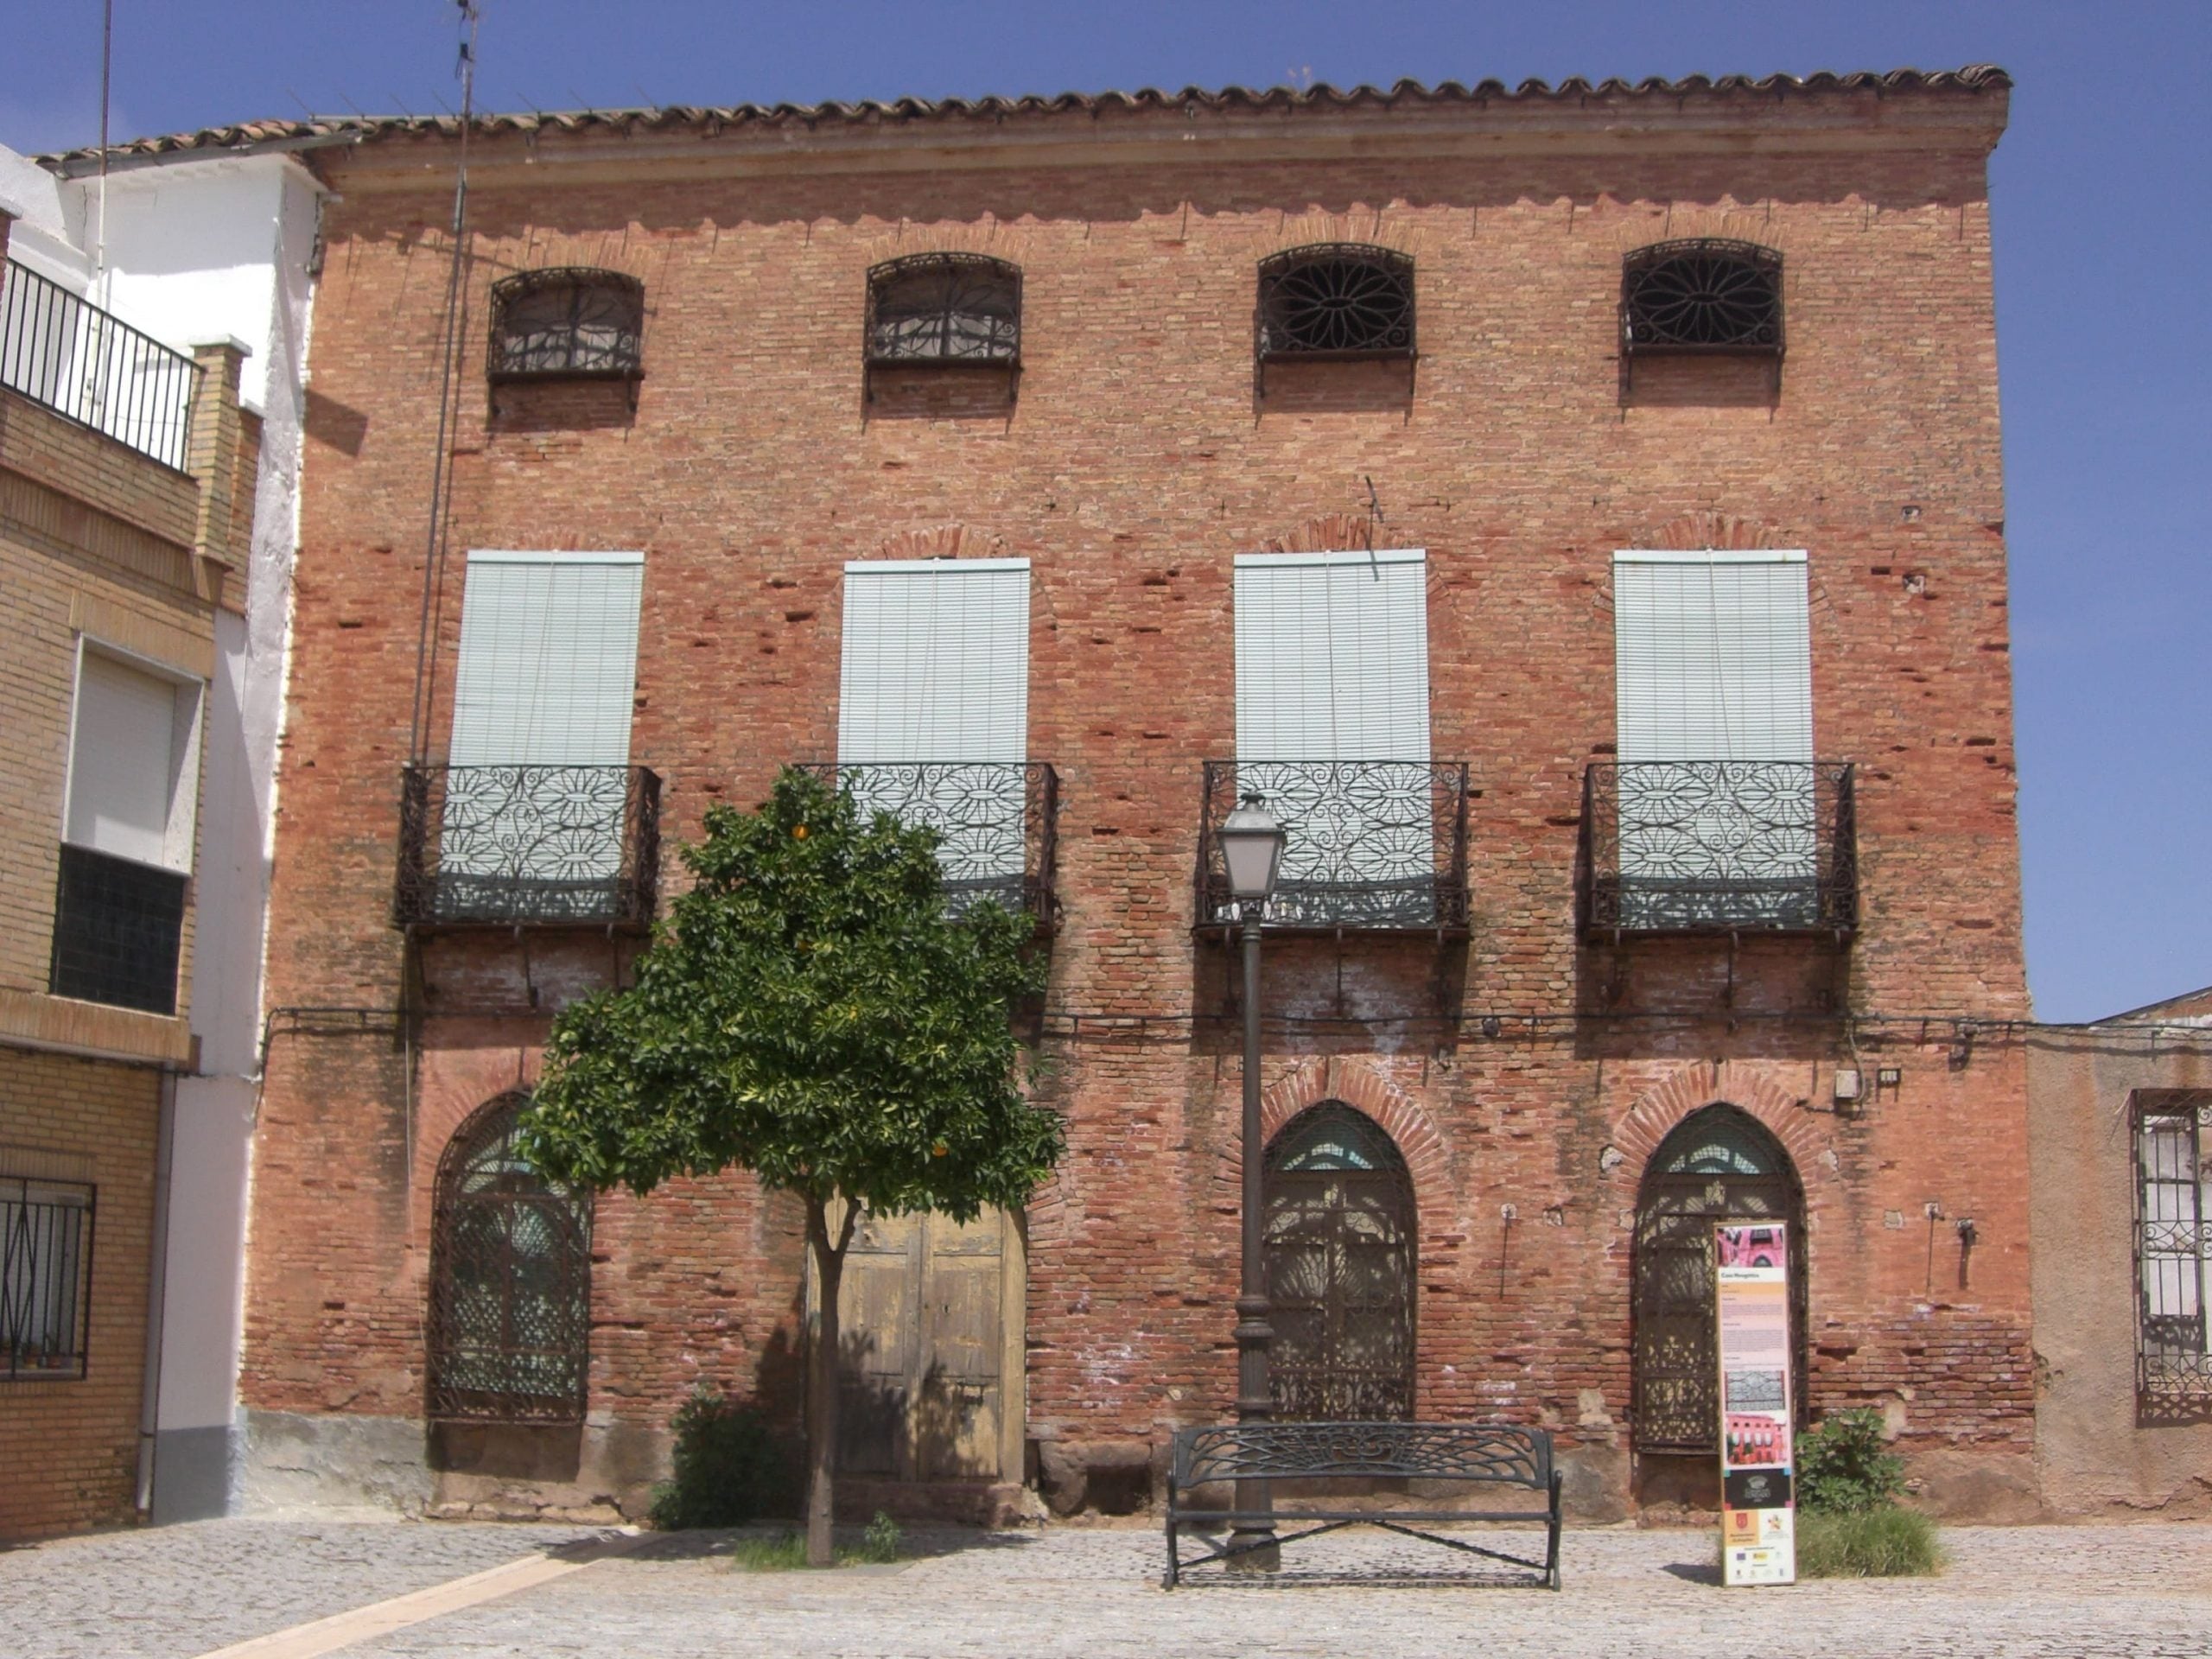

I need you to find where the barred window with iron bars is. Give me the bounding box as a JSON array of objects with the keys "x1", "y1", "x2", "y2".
[
  {"x1": 2136, "y1": 1094, "x2": 2212, "y2": 1422},
  {"x1": 2, "y1": 1176, "x2": 95, "y2": 1380}
]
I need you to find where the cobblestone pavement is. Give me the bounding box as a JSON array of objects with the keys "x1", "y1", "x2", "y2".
[
  {"x1": 0, "y1": 1519, "x2": 602, "y2": 1658},
  {"x1": 352, "y1": 1521, "x2": 2209, "y2": 1659},
  {"x1": 9, "y1": 1519, "x2": 2210, "y2": 1659}
]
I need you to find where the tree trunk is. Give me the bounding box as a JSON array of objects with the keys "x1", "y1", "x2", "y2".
[{"x1": 804, "y1": 1195, "x2": 855, "y2": 1569}]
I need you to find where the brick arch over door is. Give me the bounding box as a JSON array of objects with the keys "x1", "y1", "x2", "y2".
[{"x1": 1207, "y1": 1056, "x2": 1455, "y2": 1233}]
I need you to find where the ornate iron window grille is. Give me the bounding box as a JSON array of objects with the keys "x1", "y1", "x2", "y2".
[
  {"x1": 797, "y1": 761, "x2": 1058, "y2": 931},
  {"x1": 1, "y1": 260, "x2": 200, "y2": 471},
  {"x1": 1579, "y1": 760, "x2": 1856, "y2": 940},
  {"x1": 1197, "y1": 760, "x2": 1469, "y2": 933},
  {"x1": 1264, "y1": 1103, "x2": 1417, "y2": 1422},
  {"x1": 427, "y1": 1094, "x2": 593, "y2": 1424},
  {"x1": 487, "y1": 268, "x2": 645, "y2": 385},
  {"x1": 48, "y1": 843, "x2": 188, "y2": 1015},
  {"x1": 2, "y1": 1177, "x2": 95, "y2": 1381},
  {"x1": 1620, "y1": 238, "x2": 1783, "y2": 386},
  {"x1": 1255, "y1": 244, "x2": 1415, "y2": 395},
  {"x1": 394, "y1": 764, "x2": 661, "y2": 929},
  {"x1": 863, "y1": 252, "x2": 1021, "y2": 403},
  {"x1": 2134, "y1": 1093, "x2": 2212, "y2": 1424},
  {"x1": 1630, "y1": 1107, "x2": 1807, "y2": 1453}
]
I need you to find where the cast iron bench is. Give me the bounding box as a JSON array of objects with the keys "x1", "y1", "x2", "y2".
[{"x1": 1162, "y1": 1421, "x2": 1562, "y2": 1588}]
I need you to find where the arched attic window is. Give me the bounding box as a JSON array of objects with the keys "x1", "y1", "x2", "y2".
[
  {"x1": 864, "y1": 252, "x2": 1022, "y2": 402},
  {"x1": 487, "y1": 267, "x2": 645, "y2": 383},
  {"x1": 426, "y1": 1091, "x2": 594, "y2": 1424},
  {"x1": 1255, "y1": 244, "x2": 1415, "y2": 393},
  {"x1": 1620, "y1": 239, "x2": 1784, "y2": 369}
]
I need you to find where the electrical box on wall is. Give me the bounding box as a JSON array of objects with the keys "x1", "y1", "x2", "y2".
[{"x1": 1833, "y1": 1067, "x2": 1863, "y2": 1103}]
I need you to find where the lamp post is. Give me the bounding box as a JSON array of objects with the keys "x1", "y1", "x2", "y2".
[{"x1": 1217, "y1": 790, "x2": 1287, "y2": 1572}]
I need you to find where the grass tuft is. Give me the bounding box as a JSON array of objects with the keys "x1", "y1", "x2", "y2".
[
  {"x1": 1794, "y1": 1506, "x2": 1945, "y2": 1578},
  {"x1": 728, "y1": 1511, "x2": 905, "y2": 1572}
]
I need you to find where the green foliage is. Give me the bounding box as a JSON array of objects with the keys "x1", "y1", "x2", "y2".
[
  {"x1": 1795, "y1": 1506, "x2": 1944, "y2": 1578},
  {"x1": 857, "y1": 1510, "x2": 903, "y2": 1564},
  {"x1": 1795, "y1": 1408, "x2": 1906, "y2": 1516},
  {"x1": 646, "y1": 1388, "x2": 798, "y2": 1530},
  {"x1": 728, "y1": 1530, "x2": 809, "y2": 1571},
  {"x1": 723, "y1": 1511, "x2": 903, "y2": 1572},
  {"x1": 520, "y1": 766, "x2": 1063, "y2": 1222}
]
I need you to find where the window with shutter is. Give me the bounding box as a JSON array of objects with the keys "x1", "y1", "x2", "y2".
[
  {"x1": 439, "y1": 552, "x2": 645, "y2": 907},
  {"x1": 836, "y1": 559, "x2": 1032, "y2": 898},
  {"x1": 1609, "y1": 550, "x2": 1815, "y2": 929},
  {"x1": 50, "y1": 645, "x2": 201, "y2": 1012},
  {"x1": 1231, "y1": 550, "x2": 1435, "y2": 925}
]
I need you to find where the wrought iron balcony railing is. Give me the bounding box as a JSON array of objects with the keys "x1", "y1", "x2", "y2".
[
  {"x1": 396, "y1": 764, "x2": 661, "y2": 928},
  {"x1": 799, "y1": 762, "x2": 1058, "y2": 930},
  {"x1": 1197, "y1": 760, "x2": 1471, "y2": 933},
  {"x1": 2, "y1": 260, "x2": 200, "y2": 470},
  {"x1": 1580, "y1": 760, "x2": 1857, "y2": 939}
]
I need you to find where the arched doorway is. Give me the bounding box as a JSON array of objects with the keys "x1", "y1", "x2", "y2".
[
  {"x1": 1632, "y1": 1104, "x2": 1806, "y2": 1452},
  {"x1": 426, "y1": 1092, "x2": 594, "y2": 1424},
  {"x1": 1263, "y1": 1103, "x2": 1417, "y2": 1421}
]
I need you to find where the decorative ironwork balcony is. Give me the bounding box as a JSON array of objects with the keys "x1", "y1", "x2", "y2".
[
  {"x1": 798, "y1": 762, "x2": 1058, "y2": 930},
  {"x1": 1196, "y1": 760, "x2": 1470, "y2": 933},
  {"x1": 1620, "y1": 239, "x2": 1784, "y2": 360},
  {"x1": 1579, "y1": 760, "x2": 1857, "y2": 939},
  {"x1": 1255, "y1": 244, "x2": 1415, "y2": 397},
  {"x1": 395, "y1": 765, "x2": 661, "y2": 929},
  {"x1": 487, "y1": 268, "x2": 645, "y2": 382},
  {"x1": 2, "y1": 260, "x2": 200, "y2": 470},
  {"x1": 48, "y1": 844, "x2": 188, "y2": 1015}
]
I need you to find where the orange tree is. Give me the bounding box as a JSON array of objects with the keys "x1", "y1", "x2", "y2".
[{"x1": 520, "y1": 766, "x2": 1060, "y2": 1564}]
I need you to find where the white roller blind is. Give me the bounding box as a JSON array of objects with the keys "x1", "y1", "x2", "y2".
[
  {"x1": 1234, "y1": 549, "x2": 1430, "y2": 760},
  {"x1": 1612, "y1": 550, "x2": 1811, "y2": 763},
  {"x1": 837, "y1": 560, "x2": 1031, "y2": 764},
  {"x1": 448, "y1": 551, "x2": 645, "y2": 767},
  {"x1": 67, "y1": 651, "x2": 189, "y2": 868}
]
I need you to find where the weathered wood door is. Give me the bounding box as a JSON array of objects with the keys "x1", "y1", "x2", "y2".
[{"x1": 827, "y1": 1205, "x2": 1021, "y2": 1482}]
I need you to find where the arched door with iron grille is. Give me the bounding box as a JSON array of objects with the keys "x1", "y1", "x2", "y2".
[
  {"x1": 1263, "y1": 1103, "x2": 1416, "y2": 1421},
  {"x1": 1632, "y1": 1105, "x2": 1806, "y2": 1452},
  {"x1": 427, "y1": 1092, "x2": 594, "y2": 1423}
]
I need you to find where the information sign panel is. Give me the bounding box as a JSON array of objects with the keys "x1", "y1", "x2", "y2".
[{"x1": 1716, "y1": 1221, "x2": 1796, "y2": 1586}]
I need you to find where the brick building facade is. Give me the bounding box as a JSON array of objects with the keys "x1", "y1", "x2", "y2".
[{"x1": 226, "y1": 67, "x2": 2035, "y2": 1521}]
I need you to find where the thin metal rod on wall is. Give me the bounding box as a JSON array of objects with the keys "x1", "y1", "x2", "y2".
[{"x1": 405, "y1": 0, "x2": 482, "y2": 764}]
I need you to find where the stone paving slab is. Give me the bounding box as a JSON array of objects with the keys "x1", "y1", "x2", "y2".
[
  {"x1": 347, "y1": 1522, "x2": 2212, "y2": 1659},
  {"x1": 0, "y1": 1519, "x2": 602, "y2": 1659}
]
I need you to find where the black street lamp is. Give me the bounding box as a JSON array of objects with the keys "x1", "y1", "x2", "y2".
[{"x1": 1217, "y1": 790, "x2": 1287, "y2": 1571}]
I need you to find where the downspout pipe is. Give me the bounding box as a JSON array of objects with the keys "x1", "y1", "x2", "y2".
[{"x1": 135, "y1": 1070, "x2": 180, "y2": 1522}]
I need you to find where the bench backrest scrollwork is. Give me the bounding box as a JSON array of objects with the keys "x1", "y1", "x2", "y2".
[{"x1": 1172, "y1": 1422, "x2": 1553, "y2": 1490}]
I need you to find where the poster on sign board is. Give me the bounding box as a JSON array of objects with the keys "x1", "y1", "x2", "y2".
[{"x1": 1716, "y1": 1221, "x2": 1796, "y2": 1586}]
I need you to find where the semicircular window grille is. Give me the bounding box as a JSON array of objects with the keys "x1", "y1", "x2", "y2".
[
  {"x1": 1255, "y1": 245, "x2": 1416, "y2": 362},
  {"x1": 866, "y1": 253, "x2": 1022, "y2": 365},
  {"x1": 487, "y1": 268, "x2": 645, "y2": 380},
  {"x1": 1620, "y1": 239, "x2": 1783, "y2": 357},
  {"x1": 427, "y1": 1091, "x2": 594, "y2": 1424}
]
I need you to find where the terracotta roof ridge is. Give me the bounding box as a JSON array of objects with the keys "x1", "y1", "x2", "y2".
[{"x1": 34, "y1": 66, "x2": 2012, "y2": 173}]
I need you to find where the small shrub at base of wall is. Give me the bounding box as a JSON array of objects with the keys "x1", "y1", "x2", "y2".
[
  {"x1": 1796, "y1": 1408, "x2": 1906, "y2": 1515},
  {"x1": 646, "y1": 1388, "x2": 801, "y2": 1530}
]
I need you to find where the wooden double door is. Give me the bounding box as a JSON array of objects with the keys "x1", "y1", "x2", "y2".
[{"x1": 824, "y1": 1205, "x2": 1025, "y2": 1483}]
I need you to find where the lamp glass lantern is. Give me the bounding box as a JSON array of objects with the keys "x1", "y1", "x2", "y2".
[{"x1": 1219, "y1": 791, "x2": 1287, "y2": 904}]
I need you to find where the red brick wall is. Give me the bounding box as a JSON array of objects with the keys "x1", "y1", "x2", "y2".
[{"x1": 249, "y1": 87, "x2": 2032, "y2": 1513}]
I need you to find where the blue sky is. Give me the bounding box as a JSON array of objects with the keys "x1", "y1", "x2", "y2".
[{"x1": 4, "y1": 2, "x2": 2203, "y2": 1020}]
